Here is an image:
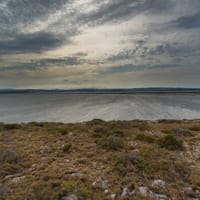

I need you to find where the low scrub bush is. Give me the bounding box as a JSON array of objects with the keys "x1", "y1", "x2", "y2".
[
  {"x1": 135, "y1": 133, "x2": 155, "y2": 143},
  {"x1": 162, "y1": 128, "x2": 192, "y2": 137},
  {"x1": 2, "y1": 124, "x2": 21, "y2": 130},
  {"x1": 189, "y1": 126, "x2": 200, "y2": 132},
  {"x1": 100, "y1": 136, "x2": 124, "y2": 151},
  {"x1": 62, "y1": 144, "x2": 72, "y2": 153},
  {"x1": 158, "y1": 119, "x2": 180, "y2": 124},
  {"x1": 111, "y1": 154, "x2": 129, "y2": 175},
  {"x1": 0, "y1": 149, "x2": 20, "y2": 163},
  {"x1": 58, "y1": 128, "x2": 69, "y2": 135},
  {"x1": 131, "y1": 121, "x2": 150, "y2": 131},
  {"x1": 88, "y1": 119, "x2": 105, "y2": 126},
  {"x1": 157, "y1": 135, "x2": 184, "y2": 150}
]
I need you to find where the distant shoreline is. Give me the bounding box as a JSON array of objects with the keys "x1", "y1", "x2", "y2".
[{"x1": 0, "y1": 88, "x2": 200, "y2": 94}]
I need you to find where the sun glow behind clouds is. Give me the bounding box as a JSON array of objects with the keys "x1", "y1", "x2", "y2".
[{"x1": 0, "y1": 0, "x2": 200, "y2": 89}]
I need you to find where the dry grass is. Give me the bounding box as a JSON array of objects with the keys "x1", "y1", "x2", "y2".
[{"x1": 0, "y1": 120, "x2": 200, "y2": 199}]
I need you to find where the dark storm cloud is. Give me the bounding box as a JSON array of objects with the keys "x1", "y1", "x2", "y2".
[
  {"x1": 0, "y1": 0, "x2": 198, "y2": 55},
  {"x1": 0, "y1": 0, "x2": 68, "y2": 35},
  {"x1": 63, "y1": 79, "x2": 89, "y2": 84},
  {"x1": 0, "y1": 56, "x2": 85, "y2": 72},
  {"x1": 0, "y1": 32, "x2": 66, "y2": 54},
  {"x1": 0, "y1": 0, "x2": 74, "y2": 54},
  {"x1": 102, "y1": 64, "x2": 181, "y2": 74},
  {"x1": 38, "y1": 56, "x2": 83, "y2": 66},
  {"x1": 170, "y1": 12, "x2": 200, "y2": 29},
  {"x1": 107, "y1": 41, "x2": 200, "y2": 63},
  {"x1": 2, "y1": 0, "x2": 68, "y2": 23},
  {"x1": 0, "y1": 0, "x2": 200, "y2": 88},
  {"x1": 79, "y1": 0, "x2": 174, "y2": 25}
]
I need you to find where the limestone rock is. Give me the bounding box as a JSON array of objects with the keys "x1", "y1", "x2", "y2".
[
  {"x1": 152, "y1": 180, "x2": 166, "y2": 189},
  {"x1": 61, "y1": 194, "x2": 79, "y2": 200}
]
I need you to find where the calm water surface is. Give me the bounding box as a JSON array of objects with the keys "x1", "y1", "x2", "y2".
[{"x1": 0, "y1": 93, "x2": 200, "y2": 123}]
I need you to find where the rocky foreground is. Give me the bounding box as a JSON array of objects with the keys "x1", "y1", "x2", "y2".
[{"x1": 0, "y1": 119, "x2": 200, "y2": 200}]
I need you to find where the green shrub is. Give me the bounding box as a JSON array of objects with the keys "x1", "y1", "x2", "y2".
[
  {"x1": 89, "y1": 119, "x2": 105, "y2": 126},
  {"x1": 100, "y1": 136, "x2": 124, "y2": 151},
  {"x1": 62, "y1": 180, "x2": 92, "y2": 198},
  {"x1": 173, "y1": 128, "x2": 192, "y2": 136},
  {"x1": 189, "y1": 126, "x2": 200, "y2": 131},
  {"x1": 135, "y1": 133, "x2": 155, "y2": 143},
  {"x1": 157, "y1": 135, "x2": 183, "y2": 150},
  {"x1": 62, "y1": 144, "x2": 72, "y2": 153},
  {"x1": 29, "y1": 122, "x2": 50, "y2": 127},
  {"x1": 162, "y1": 128, "x2": 192, "y2": 137},
  {"x1": 112, "y1": 154, "x2": 129, "y2": 175},
  {"x1": 58, "y1": 128, "x2": 69, "y2": 135},
  {"x1": 62, "y1": 180, "x2": 79, "y2": 193},
  {"x1": 93, "y1": 127, "x2": 108, "y2": 138},
  {"x1": 2, "y1": 124, "x2": 21, "y2": 130},
  {"x1": 0, "y1": 149, "x2": 20, "y2": 163},
  {"x1": 111, "y1": 129, "x2": 124, "y2": 137},
  {"x1": 30, "y1": 181, "x2": 65, "y2": 200},
  {"x1": 93, "y1": 126, "x2": 124, "y2": 138},
  {"x1": 158, "y1": 119, "x2": 180, "y2": 124}
]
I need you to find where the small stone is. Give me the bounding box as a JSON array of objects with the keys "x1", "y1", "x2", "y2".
[
  {"x1": 121, "y1": 187, "x2": 129, "y2": 198},
  {"x1": 92, "y1": 162, "x2": 97, "y2": 168},
  {"x1": 111, "y1": 194, "x2": 116, "y2": 199},
  {"x1": 40, "y1": 146, "x2": 52, "y2": 154},
  {"x1": 154, "y1": 194, "x2": 168, "y2": 200},
  {"x1": 5, "y1": 174, "x2": 17, "y2": 180},
  {"x1": 101, "y1": 180, "x2": 109, "y2": 189},
  {"x1": 138, "y1": 186, "x2": 148, "y2": 197},
  {"x1": 104, "y1": 189, "x2": 109, "y2": 194},
  {"x1": 11, "y1": 176, "x2": 26, "y2": 183},
  {"x1": 92, "y1": 179, "x2": 108, "y2": 189},
  {"x1": 61, "y1": 194, "x2": 78, "y2": 200},
  {"x1": 92, "y1": 181, "x2": 97, "y2": 187},
  {"x1": 130, "y1": 190, "x2": 136, "y2": 196},
  {"x1": 31, "y1": 164, "x2": 36, "y2": 168},
  {"x1": 68, "y1": 132, "x2": 73, "y2": 136},
  {"x1": 71, "y1": 173, "x2": 86, "y2": 178},
  {"x1": 152, "y1": 180, "x2": 166, "y2": 189},
  {"x1": 183, "y1": 187, "x2": 199, "y2": 198}
]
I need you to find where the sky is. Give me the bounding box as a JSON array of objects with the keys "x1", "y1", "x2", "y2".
[{"x1": 0, "y1": 0, "x2": 200, "y2": 89}]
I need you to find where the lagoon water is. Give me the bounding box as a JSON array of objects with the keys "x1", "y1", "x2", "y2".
[{"x1": 0, "y1": 93, "x2": 200, "y2": 123}]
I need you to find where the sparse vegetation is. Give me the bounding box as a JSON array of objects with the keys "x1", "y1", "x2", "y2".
[
  {"x1": 135, "y1": 133, "x2": 156, "y2": 143},
  {"x1": 162, "y1": 128, "x2": 192, "y2": 137},
  {"x1": 88, "y1": 118, "x2": 105, "y2": 126},
  {"x1": 58, "y1": 128, "x2": 69, "y2": 135},
  {"x1": 0, "y1": 149, "x2": 20, "y2": 163},
  {"x1": 158, "y1": 119, "x2": 181, "y2": 124},
  {"x1": 62, "y1": 180, "x2": 92, "y2": 197},
  {"x1": 100, "y1": 135, "x2": 124, "y2": 150},
  {"x1": 2, "y1": 124, "x2": 21, "y2": 130},
  {"x1": 62, "y1": 143, "x2": 72, "y2": 153},
  {"x1": 189, "y1": 126, "x2": 200, "y2": 131},
  {"x1": 1, "y1": 120, "x2": 200, "y2": 199},
  {"x1": 157, "y1": 135, "x2": 184, "y2": 150}
]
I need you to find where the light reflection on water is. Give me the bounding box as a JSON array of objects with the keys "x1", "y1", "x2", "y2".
[{"x1": 0, "y1": 93, "x2": 200, "y2": 123}]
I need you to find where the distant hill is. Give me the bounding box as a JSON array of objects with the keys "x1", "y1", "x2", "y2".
[{"x1": 0, "y1": 88, "x2": 200, "y2": 94}]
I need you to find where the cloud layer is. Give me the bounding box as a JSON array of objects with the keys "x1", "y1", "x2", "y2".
[{"x1": 0, "y1": 0, "x2": 200, "y2": 88}]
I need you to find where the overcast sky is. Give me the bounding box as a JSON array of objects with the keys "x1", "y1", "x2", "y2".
[{"x1": 0, "y1": 0, "x2": 200, "y2": 89}]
